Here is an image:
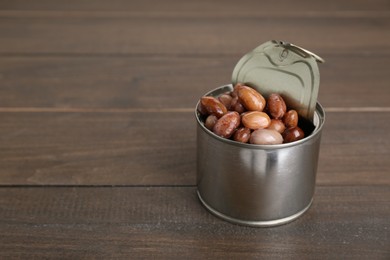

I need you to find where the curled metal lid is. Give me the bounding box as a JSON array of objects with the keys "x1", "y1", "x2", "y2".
[{"x1": 232, "y1": 40, "x2": 324, "y2": 121}]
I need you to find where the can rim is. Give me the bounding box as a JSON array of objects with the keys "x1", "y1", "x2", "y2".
[
  {"x1": 197, "y1": 190, "x2": 313, "y2": 227},
  {"x1": 195, "y1": 84, "x2": 325, "y2": 150}
]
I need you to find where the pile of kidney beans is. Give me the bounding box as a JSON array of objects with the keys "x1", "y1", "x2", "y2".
[{"x1": 197, "y1": 84, "x2": 305, "y2": 145}]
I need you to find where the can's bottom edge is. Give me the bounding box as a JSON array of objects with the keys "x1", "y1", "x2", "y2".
[{"x1": 197, "y1": 190, "x2": 313, "y2": 227}]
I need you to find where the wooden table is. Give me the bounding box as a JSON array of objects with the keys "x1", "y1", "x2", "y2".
[{"x1": 0, "y1": 1, "x2": 389, "y2": 258}]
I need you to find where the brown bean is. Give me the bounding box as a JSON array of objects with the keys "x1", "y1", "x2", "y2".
[
  {"x1": 236, "y1": 85, "x2": 266, "y2": 111},
  {"x1": 242, "y1": 111, "x2": 271, "y2": 130},
  {"x1": 267, "y1": 119, "x2": 286, "y2": 133},
  {"x1": 282, "y1": 126, "x2": 305, "y2": 143},
  {"x1": 200, "y1": 96, "x2": 227, "y2": 118},
  {"x1": 204, "y1": 115, "x2": 218, "y2": 130},
  {"x1": 250, "y1": 129, "x2": 283, "y2": 145},
  {"x1": 231, "y1": 83, "x2": 243, "y2": 97},
  {"x1": 230, "y1": 96, "x2": 246, "y2": 114},
  {"x1": 233, "y1": 127, "x2": 251, "y2": 143},
  {"x1": 213, "y1": 111, "x2": 241, "y2": 138},
  {"x1": 218, "y1": 94, "x2": 233, "y2": 110},
  {"x1": 197, "y1": 102, "x2": 208, "y2": 116},
  {"x1": 283, "y1": 110, "x2": 298, "y2": 128},
  {"x1": 267, "y1": 93, "x2": 286, "y2": 119}
]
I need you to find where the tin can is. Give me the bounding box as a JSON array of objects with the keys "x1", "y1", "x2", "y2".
[{"x1": 196, "y1": 84, "x2": 325, "y2": 227}]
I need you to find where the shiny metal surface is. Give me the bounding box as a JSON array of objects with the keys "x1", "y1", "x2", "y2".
[
  {"x1": 196, "y1": 85, "x2": 325, "y2": 227},
  {"x1": 274, "y1": 40, "x2": 325, "y2": 63},
  {"x1": 197, "y1": 191, "x2": 313, "y2": 227},
  {"x1": 232, "y1": 40, "x2": 323, "y2": 121}
]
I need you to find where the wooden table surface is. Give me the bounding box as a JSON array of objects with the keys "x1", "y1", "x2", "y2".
[{"x1": 0, "y1": 0, "x2": 389, "y2": 259}]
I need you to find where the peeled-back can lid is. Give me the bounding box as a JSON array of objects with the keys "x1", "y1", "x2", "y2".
[{"x1": 232, "y1": 40, "x2": 324, "y2": 121}]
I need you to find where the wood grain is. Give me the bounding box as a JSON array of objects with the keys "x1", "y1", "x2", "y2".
[
  {"x1": 0, "y1": 15, "x2": 388, "y2": 55},
  {"x1": 0, "y1": 54, "x2": 389, "y2": 109},
  {"x1": 0, "y1": 112, "x2": 195, "y2": 185},
  {"x1": 1, "y1": 0, "x2": 388, "y2": 13},
  {"x1": 0, "y1": 186, "x2": 388, "y2": 259},
  {"x1": 0, "y1": 0, "x2": 389, "y2": 258},
  {"x1": 0, "y1": 111, "x2": 389, "y2": 186}
]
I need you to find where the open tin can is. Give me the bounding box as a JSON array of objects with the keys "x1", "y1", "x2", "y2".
[{"x1": 196, "y1": 41, "x2": 325, "y2": 227}]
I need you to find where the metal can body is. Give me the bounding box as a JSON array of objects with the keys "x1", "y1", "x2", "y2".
[{"x1": 196, "y1": 85, "x2": 325, "y2": 227}]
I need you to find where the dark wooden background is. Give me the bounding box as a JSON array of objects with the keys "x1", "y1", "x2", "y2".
[{"x1": 0, "y1": 0, "x2": 389, "y2": 259}]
